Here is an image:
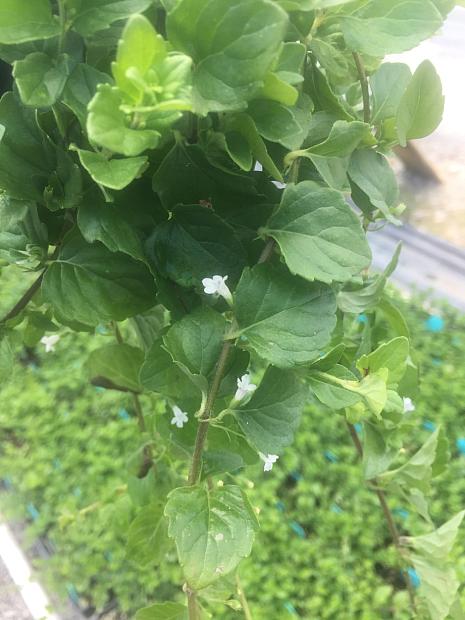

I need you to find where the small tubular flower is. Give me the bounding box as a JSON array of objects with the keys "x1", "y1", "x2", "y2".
[
  {"x1": 259, "y1": 453, "x2": 279, "y2": 472},
  {"x1": 234, "y1": 374, "x2": 257, "y2": 401},
  {"x1": 171, "y1": 405, "x2": 188, "y2": 428},
  {"x1": 202, "y1": 275, "x2": 232, "y2": 305},
  {"x1": 40, "y1": 334, "x2": 60, "y2": 353}
]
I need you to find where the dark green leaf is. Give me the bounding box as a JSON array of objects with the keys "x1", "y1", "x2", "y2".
[
  {"x1": 69, "y1": 0, "x2": 153, "y2": 37},
  {"x1": 126, "y1": 502, "x2": 169, "y2": 566},
  {"x1": 62, "y1": 63, "x2": 112, "y2": 128},
  {"x1": 13, "y1": 52, "x2": 71, "y2": 108},
  {"x1": 85, "y1": 343, "x2": 144, "y2": 392}
]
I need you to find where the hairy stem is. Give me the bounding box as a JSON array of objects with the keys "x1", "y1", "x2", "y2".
[
  {"x1": 237, "y1": 574, "x2": 253, "y2": 620},
  {"x1": 346, "y1": 423, "x2": 416, "y2": 609},
  {"x1": 352, "y1": 52, "x2": 370, "y2": 124},
  {"x1": 1, "y1": 272, "x2": 44, "y2": 324}
]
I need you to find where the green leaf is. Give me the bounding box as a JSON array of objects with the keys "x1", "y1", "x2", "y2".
[
  {"x1": 146, "y1": 205, "x2": 247, "y2": 288},
  {"x1": 357, "y1": 337, "x2": 409, "y2": 386},
  {"x1": 77, "y1": 193, "x2": 146, "y2": 262},
  {"x1": 362, "y1": 423, "x2": 396, "y2": 479},
  {"x1": 247, "y1": 95, "x2": 312, "y2": 151},
  {"x1": 234, "y1": 366, "x2": 306, "y2": 454},
  {"x1": 0, "y1": 0, "x2": 59, "y2": 44},
  {"x1": 85, "y1": 343, "x2": 144, "y2": 392},
  {"x1": 337, "y1": 244, "x2": 401, "y2": 314},
  {"x1": 0, "y1": 92, "x2": 55, "y2": 202},
  {"x1": 13, "y1": 52, "x2": 70, "y2": 108},
  {"x1": 87, "y1": 84, "x2": 160, "y2": 156},
  {"x1": 370, "y1": 63, "x2": 412, "y2": 124},
  {"x1": 42, "y1": 229, "x2": 157, "y2": 325},
  {"x1": 0, "y1": 196, "x2": 48, "y2": 266},
  {"x1": 396, "y1": 60, "x2": 444, "y2": 147},
  {"x1": 126, "y1": 502, "x2": 169, "y2": 566},
  {"x1": 275, "y1": 41, "x2": 305, "y2": 85},
  {"x1": 62, "y1": 63, "x2": 112, "y2": 128},
  {"x1": 234, "y1": 263, "x2": 337, "y2": 368},
  {"x1": 167, "y1": 0, "x2": 288, "y2": 114},
  {"x1": 348, "y1": 150, "x2": 400, "y2": 222},
  {"x1": 112, "y1": 14, "x2": 166, "y2": 100},
  {"x1": 74, "y1": 148, "x2": 147, "y2": 190},
  {"x1": 309, "y1": 367, "x2": 388, "y2": 418},
  {"x1": 164, "y1": 484, "x2": 258, "y2": 589},
  {"x1": 135, "y1": 602, "x2": 188, "y2": 620},
  {"x1": 262, "y1": 181, "x2": 371, "y2": 284},
  {"x1": 295, "y1": 121, "x2": 371, "y2": 158},
  {"x1": 410, "y1": 555, "x2": 460, "y2": 620},
  {"x1": 379, "y1": 428, "x2": 443, "y2": 493},
  {"x1": 340, "y1": 0, "x2": 443, "y2": 56},
  {"x1": 163, "y1": 306, "x2": 226, "y2": 378},
  {"x1": 405, "y1": 511, "x2": 465, "y2": 563},
  {"x1": 68, "y1": 0, "x2": 153, "y2": 37},
  {"x1": 139, "y1": 340, "x2": 202, "y2": 411}
]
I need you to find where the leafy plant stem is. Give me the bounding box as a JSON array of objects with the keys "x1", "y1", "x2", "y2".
[
  {"x1": 57, "y1": 0, "x2": 67, "y2": 54},
  {"x1": 352, "y1": 52, "x2": 370, "y2": 124},
  {"x1": 346, "y1": 422, "x2": 416, "y2": 609},
  {"x1": 0, "y1": 271, "x2": 44, "y2": 323},
  {"x1": 258, "y1": 238, "x2": 275, "y2": 264},
  {"x1": 237, "y1": 574, "x2": 254, "y2": 620}
]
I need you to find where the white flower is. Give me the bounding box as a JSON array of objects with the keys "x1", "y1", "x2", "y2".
[
  {"x1": 234, "y1": 374, "x2": 257, "y2": 401},
  {"x1": 171, "y1": 405, "x2": 188, "y2": 428},
  {"x1": 403, "y1": 397, "x2": 415, "y2": 413},
  {"x1": 202, "y1": 275, "x2": 232, "y2": 305},
  {"x1": 40, "y1": 334, "x2": 60, "y2": 353},
  {"x1": 259, "y1": 453, "x2": 279, "y2": 472}
]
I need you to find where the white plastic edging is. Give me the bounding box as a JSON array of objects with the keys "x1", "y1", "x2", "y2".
[{"x1": 0, "y1": 518, "x2": 59, "y2": 620}]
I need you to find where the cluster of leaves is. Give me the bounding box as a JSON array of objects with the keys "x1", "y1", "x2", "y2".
[{"x1": 0, "y1": 1, "x2": 462, "y2": 618}]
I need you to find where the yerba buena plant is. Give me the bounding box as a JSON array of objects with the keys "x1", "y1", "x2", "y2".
[{"x1": 0, "y1": 1, "x2": 463, "y2": 618}]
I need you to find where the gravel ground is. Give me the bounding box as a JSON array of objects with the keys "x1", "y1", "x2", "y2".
[{"x1": 0, "y1": 558, "x2": 32, "y2": 620}]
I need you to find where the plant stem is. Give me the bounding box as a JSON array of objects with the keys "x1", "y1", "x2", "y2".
[
  {"x1": 187, "y1": 589, "x2": 201, "y2": 620},
  {"x1": 57, "y1": 0, "x2": 67, "y2": 54},
  {"x1": 188, "y1": 340, "x2": 232, "y2": 485},
  {"x1": 1, "y1": 272, "x2": 44, "y2": 324},
  {"x1": 352, "y1": 52, "x2": 370, "y2": 124},
  {"x1": 346, "y1": 422, "x2": 416, "y2": 610},
  {"x1": 237, "y1": 574, "x2": 253, "y2": 620},
  {"x1": 258, "y1": 238, "x2": 275, "y2": 264}
]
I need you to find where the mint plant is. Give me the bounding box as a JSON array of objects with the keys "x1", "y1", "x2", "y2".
[{"x1": 0, "y1": 1, "x2": 462, "y2": 619}]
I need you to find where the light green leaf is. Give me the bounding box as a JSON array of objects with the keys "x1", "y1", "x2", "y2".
[
  {"x1": 0, "y1": 196, "x2": 48, "y2": 266},
  {"x1": 77, "y1": 194, "x2": 146, "y2": 262},
  {"x1": 348, "y1": 149, "x2": 400, "y2": 222},
  {"x1": 234, "y1": 366, "x2": 306, "y2": 454},
  {"x1": 337, "y1": 244, "x2": 401, "y2": 314},
  {"x1": 112, "y1": 14, "x2": 166, "y2": 100},
  {"x1": 167, "y1": 0, "x2": 288, "y2": 114},
  {"x1": 262, "y1": 181, "x2": 371, "y2": 284},
  {"x1": 126, "y1": 502, "x2": 169, "y2": 566},
  {"x1": 234, "y1": 263, "x2": 337, "y2": 368},
  {"x1": 163, "y1": 306, "x2": 226, "y2": 378},
  {"x1": 68, "y1": 0, "x2": 153, "y2": 37},
  {"x1": 0, "y1": 0, "x2": 59, "y2": 44},
  {"x1": 405, "y1": 511, "x2": 465, "y2": 563},
  {"x1": 341, "y1": 0, "x2": 443, "y2": 56},
  {"x1": 224, "y1": 131, "x2": 253, "y2": 171},
  {"x1": 259, "y1": 71, "x2": 298, "y2": 106},
  {"x1": 13, "y1": 52, "x2": 70, "y2": 108},
  {"x1": 135, "y1": 602, "x2": 188, "y2": 620},
  {"x1": 62, "y1": 63, "x2": 112, "y2": 128},
  {"x1": 85, "y1": 343, "x2": 144, "y2": 392},
  {"x1": 42, "y1": 229, "x2": 157, "y2": 325},
  {"x1": 379, "y1": 428, "x2": 443, "y2": 493},
  {"x1": 278, "y1": 0, "x2": 354, "y2": 9},
  {"x1": 0, "y1": 92, "x2": 55, "y2": 201},
  {"x1": 294, "y1": 120, "x2": 371, "y2": 158},
  {"x1": 309, "y1": 367, "x2": 388, "y2": 418},
  {"x1": 87, "y1": 84, "x2": 160, "y2": 156},
  {"x1": 146, "y1": 204, "x2": 247, "y2": 288},
  {"x1": 396, "y1": 60, "x2": 444, "y2": 146},
  {"x1": 275, "y1": 41, "x2": 305, "y2": 85},
  {"x1": 370, "y1": 63, "x2": 412, "y2": 124},
  {"x1": 363, "y1": 423, "x2": 396, "y2": 479},
  {"x1": 164, "y1": 484, "x2": 258, "y2": 589},
  {"x1": 357, "y1": 337, "x2": 409, "y2": 386},
  {"x1": 411, "y1": 555, "x2": 460, "y2": 620},
  {"x1": 74, "y1": 148, "x2": 147, "y2": 190}
]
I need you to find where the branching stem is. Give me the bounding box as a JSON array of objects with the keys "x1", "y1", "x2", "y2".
[
  {"x1": 346, "y1": 422, "x2": 416, "y2": 610},
  {"x1": 1, "y1": 272, "x2": 44, "y2": 324},
  {"x1": 352, "y1": 52, "x2": 370, "y2": 124}
]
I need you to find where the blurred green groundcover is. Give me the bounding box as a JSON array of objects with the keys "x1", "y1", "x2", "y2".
[{"x1": 1, "y1": 265, "x2": 465, "y2": 620}]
